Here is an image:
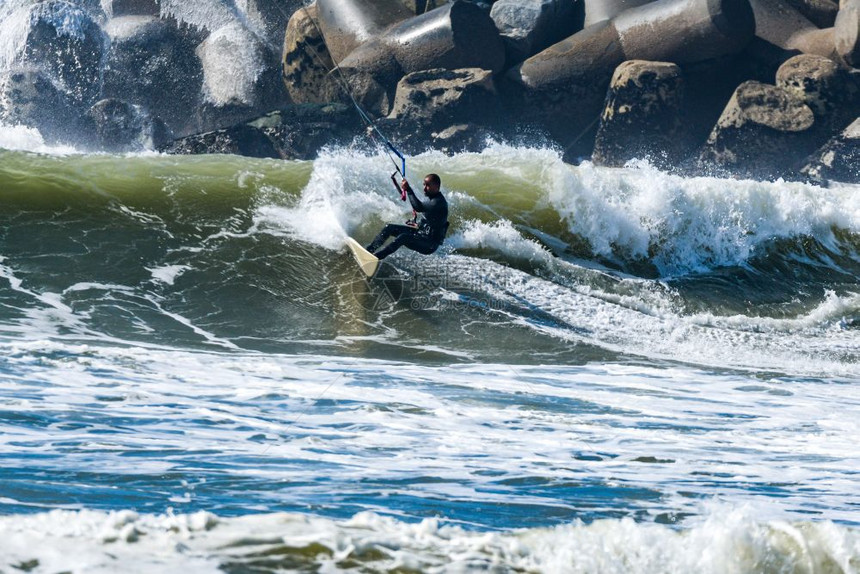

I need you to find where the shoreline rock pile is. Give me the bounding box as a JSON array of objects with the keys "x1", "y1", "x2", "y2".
[
  {"x1": 188, "y1": 0, "x2": 860, "y2": 184},
  {"x1": 0, "y1": 0, "x2": 858, "y2": 184}
]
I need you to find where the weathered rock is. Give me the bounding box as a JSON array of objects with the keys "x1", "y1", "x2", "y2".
[
  {"x1": 490, "y1": 0, "x2": 584, "y2": 65},
  {"x1": 698, "y1": 81, "x2": 817, "y2": 178},
  {"x1": 748, "y1": 0, "x2": 836, "y2": 58},
  {"x1": 388, "y1": 68, "x2": 502, "y2": 130},
  {"x1": 160, "y1": 103, "x2": 361, "y2": 159},
  {"x1": 583, "y1": 0, "x2": 655, "y2": 27},
  {"x1": 0, "y1": 68, "x2": 84, "y2": 143},
  {"x1": 783, "y1": 0, "x2": 839, "y2": 28},
  {"x1": 100, "y1": 0, "x2": 159, "y2": 17},
  {"x1": 84, "y1": 98, "x2": 168, "y2": 151},
  {"x1": 776, "y1": 54, "x2": 859, "y2": 129},
  {"x1": 338, "y1": 1, "x2": 506, "y2": 115},
  {"x1": 801, "y1": 116, "x2": 860, "y2": 183},
  {"x1": 834, "y1": 0, "x2": 860, "y2": 66},
  {"x1": 102, "y1": 15, "x2": 202, "y2": 137},
  {"x1": 373, "y1": 115, "x2": 497, "y2": 155},
  {"x1": 315, "y1": 0, "x2": 413, "y2": 63},
  {"x1": 8, "y1": 1, "x2": 107, "y2": 106},
  {"x1": 430, "y1": 123, "x2": 493, "y2": 153},
  {"x1": 282, "y1": 2, "x2": 337, "y2": 104},
  {"x1": 505, "y1": 0, "x2": 755, "y2": 155},
  {"x1": 593, "y1": 60, "x2": 688, "y2": 169},
  {"x1": 196, "y1": 22, "x2": 291, "y2": 132}
]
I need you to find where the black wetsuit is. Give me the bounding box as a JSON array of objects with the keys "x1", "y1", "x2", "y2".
[{"x1": 367, "y1": 187, "x2": 448, "y2": 259}]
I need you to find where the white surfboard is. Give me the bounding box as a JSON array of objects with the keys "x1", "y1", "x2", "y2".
[{"x1": 345, "y1": 237, "x2": 380, "y2": 278}]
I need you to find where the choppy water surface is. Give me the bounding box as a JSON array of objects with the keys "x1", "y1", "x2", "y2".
[{"x1": 0, "y1": 140, "x2": 858, "y2": 572}]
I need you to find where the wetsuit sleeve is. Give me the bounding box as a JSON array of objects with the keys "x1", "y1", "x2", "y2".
[{"x1": 405, "y1": 187, "x2": 427, "y2": 212}]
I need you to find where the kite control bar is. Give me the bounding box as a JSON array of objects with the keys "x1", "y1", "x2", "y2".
[{"x1": 390, "y1": 172, "x2": 407, "y2": 201}]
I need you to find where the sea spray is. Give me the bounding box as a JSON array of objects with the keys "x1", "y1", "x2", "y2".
[{"x1": 0, "y1": 506, "x2": 858, "y2": 573}]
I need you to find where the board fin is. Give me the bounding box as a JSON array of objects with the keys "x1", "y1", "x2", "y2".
[{"x1": 345, "y1": 237, "x2": 380, "y2": 278}]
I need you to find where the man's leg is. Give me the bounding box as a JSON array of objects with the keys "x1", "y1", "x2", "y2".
[
  {"x1": 366, "y1": 224, "x2": 412, "y2": 253},
  {"x1": 402, "y1": 235, "x2": 439, "y2": 255},
  {"x1": 373, "y1": 233, "x2": 409, "y2": 259},
  {"x1": 376, "y1": 234, "x2": 438, "y2": 259}
]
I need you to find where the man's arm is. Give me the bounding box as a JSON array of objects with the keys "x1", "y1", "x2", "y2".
[{"x1": 401, "y1": 179, "x2": 427, "y2": 212}]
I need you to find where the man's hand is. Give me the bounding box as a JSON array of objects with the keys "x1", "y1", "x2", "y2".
[{"x1": 400, "y1": 179, "x2": 413, "y2": 195}]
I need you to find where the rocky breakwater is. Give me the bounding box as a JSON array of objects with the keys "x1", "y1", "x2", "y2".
[
  {"x1": 167, "y1": 0, "x2": 860, "y2": 183},
  {"x1": 6, "y1": 0, "x2": 858, "y2": 184},
  {"x1": 504, "y1": 0, "x2": 757, "y2": 157},
  {"x1": 0, "y1": 0, "x2": 296, "y2": 152}
]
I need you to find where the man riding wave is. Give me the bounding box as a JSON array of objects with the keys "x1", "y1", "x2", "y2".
[{"x1": 366, "y1": 173, "x2": 449, "y2": 259}]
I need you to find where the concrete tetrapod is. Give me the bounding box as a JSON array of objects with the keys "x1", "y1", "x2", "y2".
[
  {"x1": 748, "y1": 0, "x2": 836, "y2": 58},
  {"x1": 336, "y1": 1, "x2": 505, "y2": 115},
  {"x1": 802, "y1": 117, "x2": 860, "y2": 184},
  {"x1": 698, "y1": 80, "x2": 817, "y2": 179},
  {"x1": 315, "y1": 0, "x2": 413, "y2": 63},
  {"x1": 505, "y1": 0, "x2": 755, "y2": 153},
  {"x1": 834, "y1": 0, "x2": 860, "y2": 66},
  {"x1": 583, "y1": 0, "x2": 656, "y2": 27},
  {"x1": 592, "y1": 60, "x2": 688, "y2": 169}
]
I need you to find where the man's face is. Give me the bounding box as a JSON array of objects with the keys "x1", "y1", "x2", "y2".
[{"x1": 423, "y1": 177, "x2": 439, "y2": 196}]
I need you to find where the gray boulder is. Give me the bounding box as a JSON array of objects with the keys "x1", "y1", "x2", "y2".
[
  {"x1": 9, "y1": 1, "x2": 107, "y2": 107},
  {"x1": 281, "y1": 2, "x2": 337, "y2": 104},
  {"x1": 698, "y1": 80, "x2": 817, "y2": 179},
  {"x1": 160, "y1": 103, "x2": 361, "y2": 159},
  {"x1": 776, "y1": 54, "x2": 859, "y2": 132},
  {"x1": 388, "y1": 68, "x2": 502, "y2": 129},
  {"x1": 195, "y1": 21, "x2": 291, "y2": 132},
  {"x1": 84, "y1": 98, "x2": 168, "y2": 151},
  {"x1": 592, "y1": 60, "x2": 688, "y2": 169},
  {"x1": 430, "y1": 123, "x2": 493, "y2": 153},
  {"x1": 801, "y1": 116, "x2": 860, "y2": 183},
  {"x1": 490, "y1": 0, "x2": 584, "y2": 65},
  {"x1": 0, "y1": 68, "x2": 84, "y2": 143},
  {"x1": 102, "y1": 15, "x2": 202, "y2": 137}
]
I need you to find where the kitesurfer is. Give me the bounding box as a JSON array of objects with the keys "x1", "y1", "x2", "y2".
[{"x1": 366, "y1": 173, "x2": 449, "y2": 259}]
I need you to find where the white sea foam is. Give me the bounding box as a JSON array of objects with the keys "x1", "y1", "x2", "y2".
[
  {"x1": 159, "y1": 0, "x2": 237, "y2": 32},
  {"x1": 254, "y1": 148, "x2": 420, "y2": 250},
  {"x1": 0, "y1": 123, "x2": 78, "y2": 154},
  {"x1": 0, "y1": 505, "x2": 857, "y2": 573},
  {"x1": 440, "y1": 252, "x2": 860, "y2": 377},
  {"x1": 0, "y1": 340, "x2": 857, "y2": 527},
  {"x1": 280, "y1": 144, "x2": 860, "y2": 276},
  {"x1": 159, "y1": 0, "x2": 267, "y2": 41},
  {"x1": 196, "y1": 22, "x2": 264, "y2": 106},
  {"x1": 147, "y1": 264, "x2": 191, "y2": 286},
  {"x1": 555, "y1": 160, "x2": 860, "y2": 275},
  {"x1": 257, "y1": 146, "x2": 859, "y2": 375},
  {"x1": 0, "y1": 2, "x2": 99, "y2": 73},
  {"x1": 452, "y1": 219, "x2": 554, "y2": 265}
]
